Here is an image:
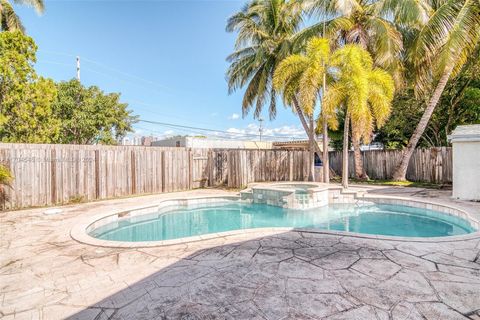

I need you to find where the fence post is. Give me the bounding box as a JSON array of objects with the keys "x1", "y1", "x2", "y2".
[
  {"x1": 188, "y1": 148, "x2": 193, "y2": 190},
  {"x1": 207, "y1": 149, "x2": 212, "y2": 187},
  {"x1": 131, "y1": 150, "x2": 136, "y2": 195},
  {"x1": 94, "y1": 150, "x2": 100, "y2": 199},
  {"x1": 50, "y1": 148, "x2": 56, "y2": 205},
  {"x1": 161, "y1": 151, "x2": 165, "y2": 193},
  {"x1": 289, "y1": 152, "x2": 293, "y2": 181}
]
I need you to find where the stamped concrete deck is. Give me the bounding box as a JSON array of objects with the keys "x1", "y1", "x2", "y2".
[{"x1": 1, "y1": 186, "x2": 480, "y2": 320}]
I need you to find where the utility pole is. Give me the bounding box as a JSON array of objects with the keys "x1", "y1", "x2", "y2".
[
  {"x1": 258, "y1": 118, "x2": 264, "y2": 141},
  {"x1": 76, "y1": 56, "x2": 81, "y2": 81}
]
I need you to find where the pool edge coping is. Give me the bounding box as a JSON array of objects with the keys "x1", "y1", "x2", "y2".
[{"x1": 70, "y1": 190, "x2": 480, "y2": 248}]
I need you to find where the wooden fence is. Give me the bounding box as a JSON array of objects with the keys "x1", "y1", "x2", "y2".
[
  {"x1": 329, "y1": 147, "x2": 452, "y2": 184},
  {"x1": 0, "y1": 143, "x2": 310, "y2": 210}
]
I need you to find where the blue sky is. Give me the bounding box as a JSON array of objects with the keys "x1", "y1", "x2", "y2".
[{"x1": 16, "y1": 0, "x2": 307, "y2": 141}]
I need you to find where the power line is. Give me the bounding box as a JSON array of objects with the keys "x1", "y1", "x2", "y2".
[
  {"x1": 131, "y1": 100, "x2": 222, "y2": 128},
  {"x1": 134, "y1": 126, "x2": 249, "y2": 141},
  {"x1": 138, "y1": 119, "x2": 306, "y2": 141},
  {"x1": 37, "y1": 58, "x2": 296, "y2": 138},
  {"x1": 36, "y1": 51, "x2": 307, "y2": 142},
  {"x1": 38, "y1": 50, "x2": 170, "y2": 92},
  {"x1": 134, "y1": 125, "x2": 298, "y2": 142}
]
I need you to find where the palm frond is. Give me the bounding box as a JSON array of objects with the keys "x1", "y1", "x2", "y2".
[
  {"x1": 13, "y1": 0, "x2": 44, "y2": 13},
  {"x1": 321, "y1": 83, "x2": 344, "y2": 130},
  {"x1": 436, "y1": 0, "x2": 480, "y2": 80},
  {"x1": 299, "y1": 63, "x2": 325, "y2": 115},
  {"x1": 273, "y1": 54, "x2": 308, "y2": 90},
  {"x1": 241, "y1": 66, "x2": 265, "y2": 117},
  {"x1": 226, "y1": 0, "x2": 303, "y2": 119},
  {"x1": 1, "y1": 0, "x2": 24, "y2": 32},
  {"x1": 374, "y1": 0, "x2": 432, "y2": 27},
  {"x1": 410, "y1": 0, "x2": 464, "y2": 94},
  {"x1": 291, "y1": 16, "x2": 353, "y2": 51},
  {"x1": 365, "y1": 17, "x2": 403, "y2": 70}
]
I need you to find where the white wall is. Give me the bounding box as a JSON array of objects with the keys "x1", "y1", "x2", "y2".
[
  {"x1": 152, "y1": 137, "x2": 273, "y2": 149},
  {"x1": 189, "y1": 138, "x2": 246, "y2": 149},
  {"x1": 151, "y1": 137, "x2": 186, "y2": 147},
  {"x1": 452, "y1": 141, "x2": 480, "y2": 200}
]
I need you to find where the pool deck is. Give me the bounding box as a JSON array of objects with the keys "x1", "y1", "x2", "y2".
[{"x1": 1, "y1": 185, "x2": 480, "y2": 319}]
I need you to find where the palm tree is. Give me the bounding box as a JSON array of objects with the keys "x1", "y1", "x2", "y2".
[
  {"x1": 0, "y1": 0, "x2": 44, "y2": 32},
  {"x1": 298, "y1": 0, "x2": 431, "y2": 85},
  {"x1": 297, "y1": 0, "x2": 430, "y2": 178},
  {"x1": 322, "y1": 44, "x2": 395, "y2": 188},
  {"x1": 392, "y1": 0, "x2": 480, "y2": 181},
  {"x1": 226, "y1": 0, "x2": 325, "y2": 179},
  {"x1": 226, "y1": 0, "x2": 302, "y2": 119},
  {"x1": 273, "y1": 37, "x2": 333, "y2": 182}
]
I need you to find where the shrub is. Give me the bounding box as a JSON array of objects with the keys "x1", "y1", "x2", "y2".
[{"x1": 0, "y1": 165, "x2": 13, "y2": 206}]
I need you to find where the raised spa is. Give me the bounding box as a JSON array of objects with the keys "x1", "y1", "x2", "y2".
[{"x1": 88, "y1": 201, "x2": 475, "y2": 242}]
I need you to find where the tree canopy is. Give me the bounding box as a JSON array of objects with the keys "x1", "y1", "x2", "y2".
[
  {"x1": 0, "y1": 31, "x2": 137, "y2": 145},
  {"x1": 375, "y1": 54, "x2": 480, "y2": 149},
  {"x1": 52, "y1": 79, "x2": 138, "y2": 145},
  {"x1": 0, "y1": 31, "x2": 59, "y2": 143}
]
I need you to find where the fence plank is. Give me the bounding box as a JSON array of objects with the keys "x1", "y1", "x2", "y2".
[
  {"x1": 0, "y1": 142, "x2": 450, "y2": 210},
  {"x1": 328, "y1": 147, "x2": 452, "y2": 183}
]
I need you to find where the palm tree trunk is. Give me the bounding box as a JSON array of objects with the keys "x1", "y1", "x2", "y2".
[
  {"x1": 322, "y1": 71, "x2": 330, "y2": 184},
  {"x1": 352, "y1": 137, "x2": 367, "y2": 179},
  {"x1": 308, "y1": 116, "x2": 315, "y2": 181},
  {"x1": 322, "y1": 118, "x2": 329, "y2": 183},
  {"x1": 292, "y1": 97, "x2": 322, "y2": 157},
  {"x1": 342, "y1": 112, "x2": 350, "y2": 189},
  {"x1": 392, "y1": 64, "x2": 455, "y2": 181}
]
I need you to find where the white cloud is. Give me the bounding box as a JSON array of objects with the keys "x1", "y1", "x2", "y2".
[
  {"x1": 163, "y1": 130, "x2": 175, "y2": 136},
  {"x1": 228, "y1": 113, "x2": 240, "y2": 120},
  {"x1": 224, "y1": 123, "x2": 307, "y2": 141}
]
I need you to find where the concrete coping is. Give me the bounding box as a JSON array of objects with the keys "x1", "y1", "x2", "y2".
[{"x1": 70, "y1": 186, "x2": 480, "y2": 248}]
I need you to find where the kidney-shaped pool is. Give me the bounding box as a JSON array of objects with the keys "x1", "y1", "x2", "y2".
[{"x1": 88, "y1": 202, "x2": 476, "y2": 242}]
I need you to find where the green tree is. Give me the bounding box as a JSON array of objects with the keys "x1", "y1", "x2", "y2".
[
  {"x1": 1, "y1": 0, "x2": 44, "y2": 32},
  {"x1": 299, "y1": 0, "x2": 431, "y2": 86},
  {"x1": 375, "y1": 56, "x2": 480, "y2": 149},
  {"x1": 322, "y1": 44, "x2": 394, "y2": 187},
  {"x1": 392, "y1": 0, "x2": 480, "y2": 181},
  {"x1": 273, "y1": 37, "x2": 333, "y2": 181},
  {"x1": 52, "y1": 79, "x2": 137, "y2": 145},
  {"x1": 0, "y1": 31, "x2": 60, "y2": 143},
  {"x1": 295, "y1": 0, "x2": 428, "y2": 178}
]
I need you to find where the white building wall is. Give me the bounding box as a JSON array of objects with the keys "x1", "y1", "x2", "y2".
[
  {"x1": 151, "y1": 137, "x2": 187, "y2": 147},
  {"x1": 152, "y1": 137, "x2": 272, "y2": 149},
  {"x1": 452, "y1": 141, "x2": 480, "y2": 200}
]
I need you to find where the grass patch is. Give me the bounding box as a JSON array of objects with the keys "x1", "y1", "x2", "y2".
[
  {"x1": 330, "y1": 177, "x2": 448, "y2": 189},
  {"x1": 348, "y1": 179, "x2": 447, "y2": 189}
]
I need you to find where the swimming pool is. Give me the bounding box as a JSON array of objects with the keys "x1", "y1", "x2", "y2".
[{"x1": 88, "y1": 202, "x2": 475, "y2": 242}]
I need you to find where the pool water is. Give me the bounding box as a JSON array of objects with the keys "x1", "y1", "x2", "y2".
[{"x1": 89, "y1": 202, "x2": 475, "y2": 242}]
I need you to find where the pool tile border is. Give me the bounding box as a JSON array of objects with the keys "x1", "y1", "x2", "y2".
[{"x1": 70, "y1": 186, "x2": 480, "y2": 248}]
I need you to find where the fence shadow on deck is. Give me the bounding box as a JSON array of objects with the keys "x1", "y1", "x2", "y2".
[
  {"x1": 65, "y1": 227, "x2": 477, "y2": 320},
  {"x1": 66, "y1": 230, "x2": 349, "y2": 319}
]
